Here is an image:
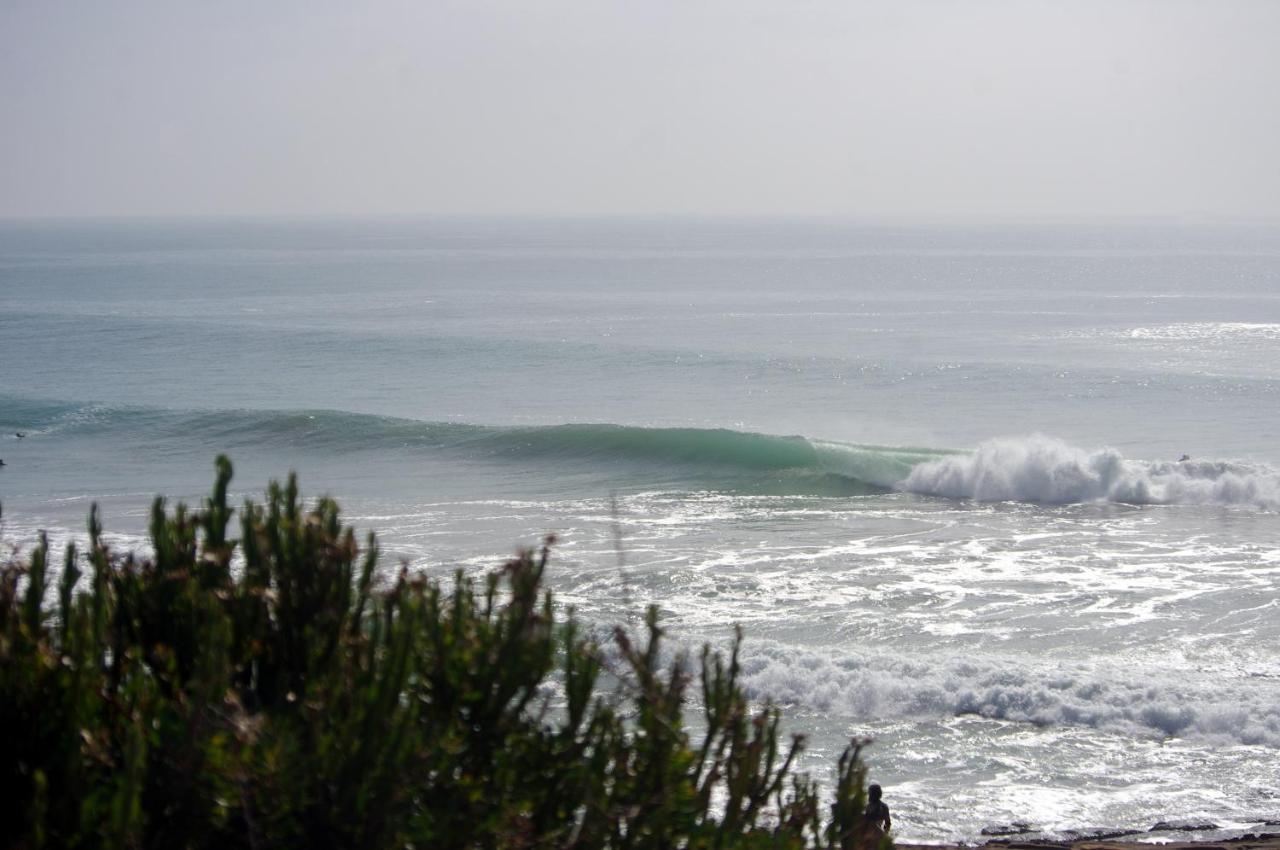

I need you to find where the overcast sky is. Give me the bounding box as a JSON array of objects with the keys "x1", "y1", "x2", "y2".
[{"x1": 2, "y1": 0, "x2": 1278, "y2": 219}]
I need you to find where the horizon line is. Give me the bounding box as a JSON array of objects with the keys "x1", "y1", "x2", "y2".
[{"x1": 3, "y1": 210, "x2": 1279, "y2": 227}]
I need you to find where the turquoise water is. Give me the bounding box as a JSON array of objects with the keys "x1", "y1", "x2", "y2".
[{"x1": 2, "y1": 217, "x2": 1279, "y2": 840}]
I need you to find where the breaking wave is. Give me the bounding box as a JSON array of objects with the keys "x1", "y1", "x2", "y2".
[
  {"x1": 5, "y1": 397, "x2": 1277, "y2": 507},
  {"x1": 900, "y1": 434, "x2": 1280, "y2": 509}
]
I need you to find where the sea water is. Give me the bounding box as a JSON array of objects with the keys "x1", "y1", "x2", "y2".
[{"x1": 2, "y1": 217, "x2": 1278, "y2": 841}]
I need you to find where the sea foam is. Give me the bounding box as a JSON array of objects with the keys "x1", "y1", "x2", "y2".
[
  {"x1": 737, "y1": 641, "x2": 1280, "y2": 746},
  {"x1": 900, "y1": 435, "x2": 1280, "y2": 509}
]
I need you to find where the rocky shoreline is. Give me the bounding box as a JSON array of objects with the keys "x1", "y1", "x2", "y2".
[{"x1": 899, "y1": 830, "x2": 1280, "y2": 850}]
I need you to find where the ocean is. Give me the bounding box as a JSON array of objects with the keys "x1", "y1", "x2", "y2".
[{"x1": 2, "y1": 216, "x2": 1278, "y2": 841}]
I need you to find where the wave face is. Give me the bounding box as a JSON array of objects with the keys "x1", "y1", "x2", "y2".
[
  {"x1": 2, "y1": 397, "x2": 941, "y2": 495},
  {"x1": 900, "y1": 434, "x2": 1280, "y2": 509}
]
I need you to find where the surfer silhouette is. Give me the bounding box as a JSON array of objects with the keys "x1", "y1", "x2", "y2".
[
  {"x1": 1178, "y1": 454, "x2": 1190, "y2": 462},
  {"x1": 863, "y1": 783, "x2": 891, "y2": 844},
  {"x1": 15, "y1": 432, "x2": 24, "y2": 439}
]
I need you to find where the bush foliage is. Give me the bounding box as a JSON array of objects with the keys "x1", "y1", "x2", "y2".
[{"x1": 1, "y1": 457, "x2": 883, "y2": 849}]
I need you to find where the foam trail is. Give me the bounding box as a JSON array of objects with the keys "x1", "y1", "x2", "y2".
[{"x1": 900, "y1": 435, "x2": 1280, "y2": 509}]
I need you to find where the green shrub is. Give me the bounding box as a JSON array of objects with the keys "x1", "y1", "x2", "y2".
[{"x1": 0, "y1": 457, "x2": 883, "y2": 849}]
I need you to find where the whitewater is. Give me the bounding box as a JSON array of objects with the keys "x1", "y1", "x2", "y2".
[{"x1": 2, "y1": 217, "x2": 1279, "y2": 841}]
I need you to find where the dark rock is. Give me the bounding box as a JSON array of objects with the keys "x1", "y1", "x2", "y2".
[
  {"x1": 1060, "y1": 828, "x2": 1144, "y2": 841},
  {"x1": 1150, "y1": 820, "x2": 1220, "y2": 832},
  {"x1": 982, "y1": 823, "x2": 1036, "y2": 837}
]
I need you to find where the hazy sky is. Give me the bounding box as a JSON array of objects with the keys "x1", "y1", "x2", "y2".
[{"x1": 3, "y1": 0, "x2": 1278, "y2": 219}]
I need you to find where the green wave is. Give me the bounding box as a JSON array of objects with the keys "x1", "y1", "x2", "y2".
[{"x1": 3, "y1": 396, "x2": 950, "y2": 495}]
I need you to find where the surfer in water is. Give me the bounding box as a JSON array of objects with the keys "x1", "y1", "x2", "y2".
[
  {"x1": 15, "y1": 432, "x2": 24, "y2": 439},
  {"x1": 1178, "y1": 454, "x2": 1191, "y2": 462}
]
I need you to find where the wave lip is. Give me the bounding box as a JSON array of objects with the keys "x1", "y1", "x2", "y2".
[{"x1": 900, "y1": 435, "x2": 1280, "y2": 509}]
